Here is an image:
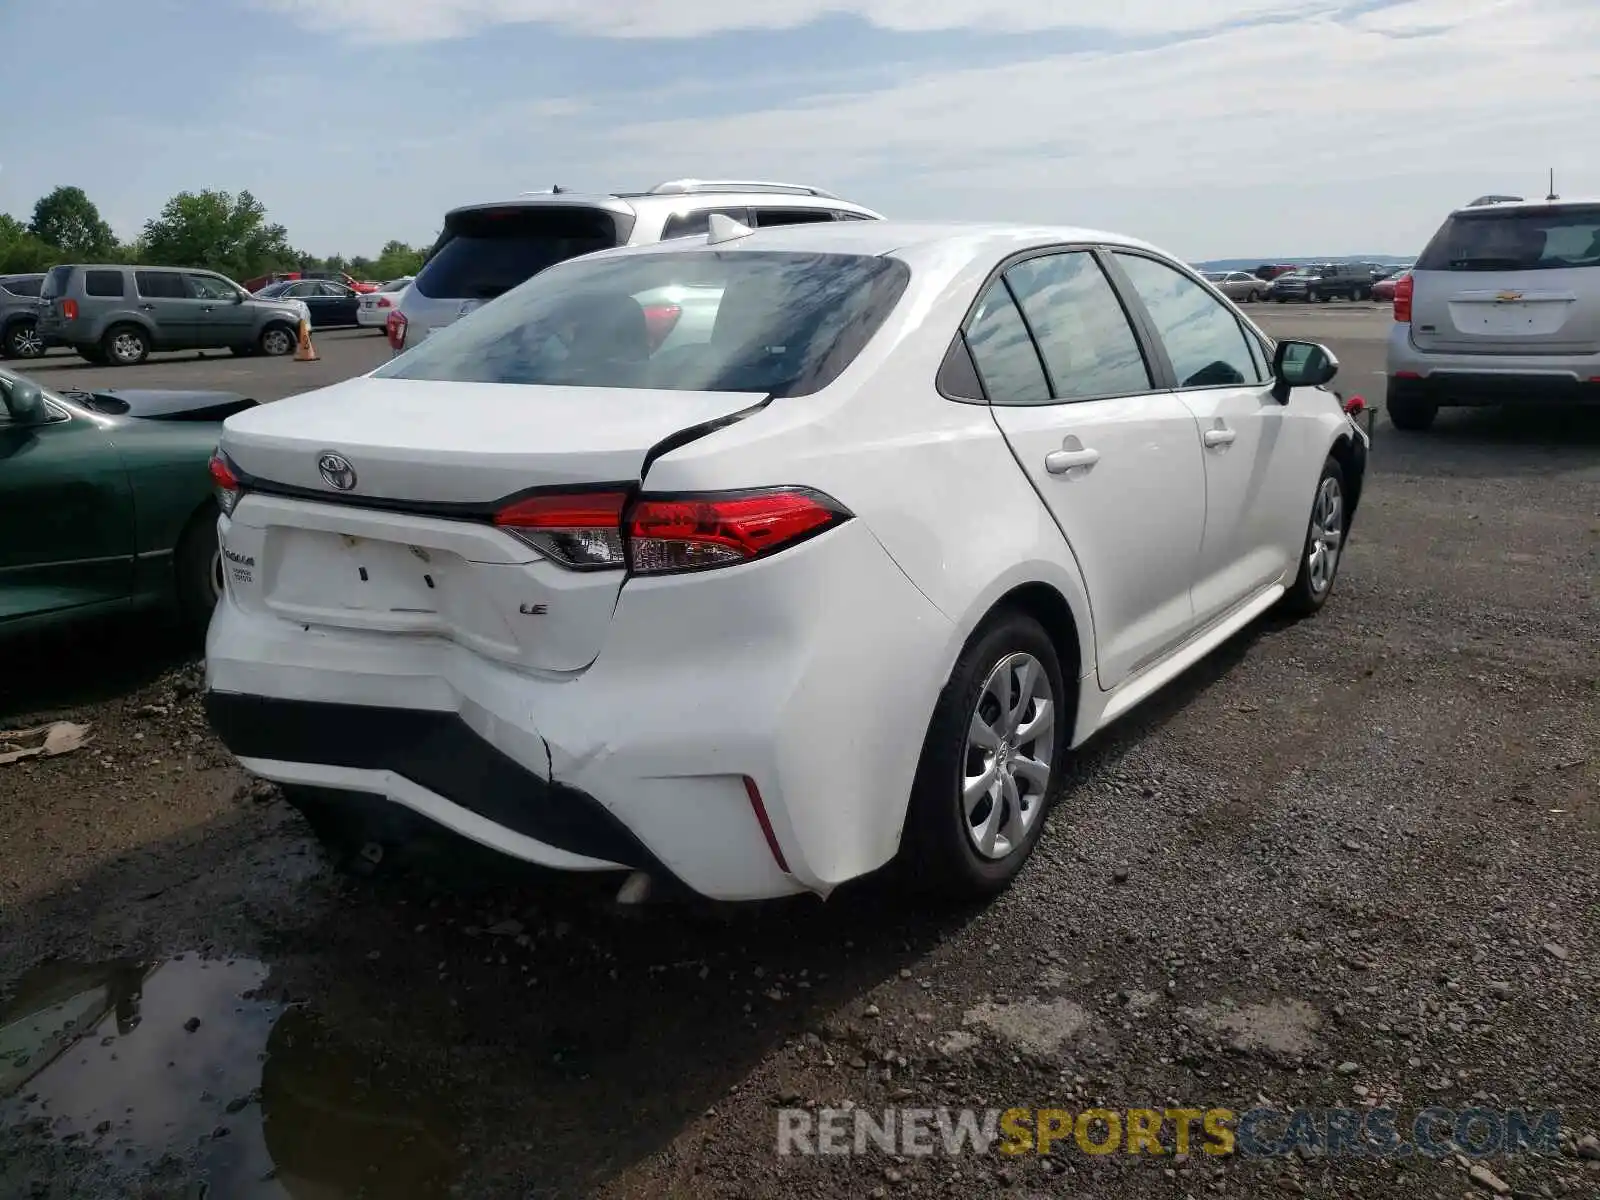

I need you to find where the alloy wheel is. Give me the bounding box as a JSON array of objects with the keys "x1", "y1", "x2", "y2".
[
  {"x1": 10, "y1": 323, "x2": 45, "y2": 358},
  {"x1": 1306, "y1": 475, "x2": 1343, "y2": 597},
  {"x1": 112, "y1": 331, "x2": 144, "y2": 363},
  {"x1": 961, "y1": 652, "x2": 1055, "y2": 861},
  {"x1": 262, "y1": 329, "x2": 293, "y2": 356}
]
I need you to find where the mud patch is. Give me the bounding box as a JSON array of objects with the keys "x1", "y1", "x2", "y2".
[
  {"x1": 961, "y1": 997, "x2": 1091, "y2": 1056},
  {"x1": 1179, "y1": 998, "x2": 1321, "y2": 1057},
  {"x1": 1, "y1": 954, "x2": 461, "y2": 1199}
]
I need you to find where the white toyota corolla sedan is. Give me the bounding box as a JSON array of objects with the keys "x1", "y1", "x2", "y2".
[{"x1": 203, "y1": 218, "x2": 1369, "y2": 904}]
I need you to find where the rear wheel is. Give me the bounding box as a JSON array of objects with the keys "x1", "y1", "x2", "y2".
[
  {"x1": 102, "y1": 324, "x2": 150, "y2": 366},
  {"x1": 1386, "y1": 385, "x2": 1438, "y2": 431},
  {"x1": 3, "y1": 320, "x2": 45, "y2": 360},
  {"x1": 1280, "y1": 456, "x2": 1346, "y2": 617},
  {"x1": 1306, "y1": 288, "x2": 1321, "y2": 303},
  {"x1": 903, "y1": 611, "x2": 1068, "y2": 898}
]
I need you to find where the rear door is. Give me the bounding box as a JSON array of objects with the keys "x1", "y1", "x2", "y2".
[
  {"x1": 978, "y1": 248, "x2": 1207, "y2": 690},
  {"x1": 1410, "y1": 203, "x2": 1600, "y2": 354},
  {"x1": 404, "y1": 203, "x2": 629, "y2": 339}
]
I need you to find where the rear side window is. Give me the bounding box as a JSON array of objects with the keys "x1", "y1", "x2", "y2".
[
  {"x1": 751, "y1": 208, "x2": 837, "y2": 228},
  {"x1": 1004, "y1": 252, "x2": 1151, "y2": 400},
  {"x1": 136, "y1": 272, "x2": 187, "y2": 299},
  {"x1": 963, "y1": 282, "x2": 1051, "y2": 405},
  {"x1": 41, "y1": 266, "x2": 74, "y2": 299},
  {"x1": 1416, "y1": 206, "x2": 1600, "y2": 272},
  {"x1": 412, "y1": 205, "x2": 629, "y2": 301},
  {"x1": 84, "y1": 270, "x2": 126, "y2": 298},
  {"x1": 1114, "y1": 253, "x2": 1263, "y2": 387},
  {"x1": 2, "y1": 277, "x2": 42, "y2": 297},
  {"x1": 377, "y1": 250, "x2": 909, "y2": 398}
]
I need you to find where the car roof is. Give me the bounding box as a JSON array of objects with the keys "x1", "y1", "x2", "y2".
[
  {"x1": 1451, "y1": 196, "x2": 1600, "y2": 215},
  {"x1": 443, "y1": 188, "x2": 880, "y2": 220},
  {"x1": 574, "y1": 219, "x2": 1168, "y2": 264}
]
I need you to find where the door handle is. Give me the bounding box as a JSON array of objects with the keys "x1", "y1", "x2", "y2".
[
  {"x1": 1044, "y1": 446, "x2": 1100, "y2": 474},
  {"x1": 138, "y1": 304, "x2": 156, "y2": 311},
  {"x1": 1203, "y1": 427, "x2": 1237, "y2": 448}
]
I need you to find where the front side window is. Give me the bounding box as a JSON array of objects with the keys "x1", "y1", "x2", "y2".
[
  {"x1": 962, "y1": 281, "x2": 1051, "y2": 405},
  {"x1": 1113, "y1": 253, "x2": 1262, "y2": 388},
  {"x1": 185, "y1": 274, "x2": 238, "y2": 301},
  {"x1": 1004, "y1": 252, "x2": 1151, "y2": 400},
  {"x1": 377, "y1": 250, "x2": 909, "y2": 398}
]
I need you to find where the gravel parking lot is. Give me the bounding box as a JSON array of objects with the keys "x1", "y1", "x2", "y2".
[{"x1": 2, "y1": 305, "x2": 1597, "y2": 1200}]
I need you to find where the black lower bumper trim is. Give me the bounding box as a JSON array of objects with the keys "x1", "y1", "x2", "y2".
[
  {"x1": 204, "y1": 692, "x2": 664, "y2": 873},
  {"x1": 1389, "y1": 374, "x2": 1600, "y2": 406}
]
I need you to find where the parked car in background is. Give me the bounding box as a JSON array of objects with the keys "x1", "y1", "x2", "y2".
[
  {"x1": 1268, "y1": 263, "x2": 1375, "y2": 302},
  {"x1": 256, "y1": 279, "x2": 363, "y2": 329},
  {"x1": 356, "y1": 277, "x2": 412, "y2": 330},
  {"x1": 1253, "y1": 264, "x2": 1298, "y2": 281},
  {"x1": 1372, "y1": 267, "x2": 1410, "y2": 302},
  {"x1": 205, "y1": 218, "x2": 1367, "y2": 905},
  {"x1": 243, "y1": 270, "x2": 378, "y2": 295},
  {"x1": 1, "y1": 274, "x2": 46, "y2": 360},
  {"x1": 36, "y1": 265, "x2": 309, "y2": 365},
  {"x1": 1202, "y1": 270, "x2": 1267, "y2": 302},
  {"x1": 1386, "y1": 197, "x2": 1600, "y2": 430},
  {"x1": 0, "y1": 365, "x2": 256, "y2": 636},
  {"x1": 386, "y1": 179, "x2": 884, "y2": 352}
]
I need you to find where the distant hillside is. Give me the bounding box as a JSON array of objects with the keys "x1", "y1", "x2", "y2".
[{"x1": 1196, "y1": 255, "x2": 1415, "y2": 271}]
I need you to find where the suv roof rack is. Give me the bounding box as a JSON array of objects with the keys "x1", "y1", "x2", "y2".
[{"x1": 645, "y1": 179, "x2": 842, "y2": 200}]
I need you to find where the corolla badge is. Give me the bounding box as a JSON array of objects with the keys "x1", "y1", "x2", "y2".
[{"x1": 318, "y1": 452, "x2": 357, "y2": 491}]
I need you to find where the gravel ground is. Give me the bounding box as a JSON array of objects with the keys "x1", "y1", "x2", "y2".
[{"x1": 2, "y1": 306, "x2": 1597, "y2": 1199}]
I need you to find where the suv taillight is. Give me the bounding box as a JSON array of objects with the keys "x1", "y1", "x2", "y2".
[
  {"x1": 493, "y1": 488, "x2": 851, "y2": 575},
  {"x1": 1393, "y1": 272, "x2": 1413, "y2": 323},
  {"x1": 209, "y1": 450, "x2": 243, "y2": 515},
  {"x1": 386, "y1": 309, "x2": 407, "y2": 351},
  {"x1": 62, "y1": 298, "x2": 79, "y2": 320}
]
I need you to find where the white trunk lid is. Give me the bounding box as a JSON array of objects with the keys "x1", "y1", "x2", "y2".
[{"x1": 217, "y1": 376, "x2": 756, "y2": 673}]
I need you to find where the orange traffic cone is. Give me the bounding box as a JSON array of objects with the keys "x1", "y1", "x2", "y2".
[{"x1": 294, "y1": 318, "x2": 319, "y2": 362}]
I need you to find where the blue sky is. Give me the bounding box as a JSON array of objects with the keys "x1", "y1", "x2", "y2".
[{"x1": 2, "y1": 0, "x2": 1595, "y2": 260}]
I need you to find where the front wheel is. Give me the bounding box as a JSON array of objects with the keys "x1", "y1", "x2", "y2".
[
  {"x1": 902, "y1": 611, "x2": 1068, "y2": 898},
  {"x1": 1280, "y1": 457, "x2": 1346, "y2": 617},
  {"x1": 259, "y1": 323, "x2": 296, "y2": 357},
  {"x1": 3, "y1": 320, "x2": 46, "y2": 360}
]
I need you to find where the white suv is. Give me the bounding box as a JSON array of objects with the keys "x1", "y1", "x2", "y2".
[
  {"x1": 205, "y1": 219, "x2": 1368, "y2": 905},
  {"x1": 386, "y1": 180, "x2": 882, "y2": 352},
  {"x1": 1387, "y1": 197, "x2": 1600, "y2": 430}
]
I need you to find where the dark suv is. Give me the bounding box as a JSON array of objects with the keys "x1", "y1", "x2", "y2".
[
  {"x1": 1, "y1": 274, "x2": 46, "y2": 360},
  {"x1": 1268, "y1": 263, "x2": 1376, "y2": 303}
]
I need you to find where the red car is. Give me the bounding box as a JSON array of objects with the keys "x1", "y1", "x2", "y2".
[
  {"x1": 1372, "y1": 268, "x2": 1411, "y2": 302},
  {"x1": 241, "y1": 270, "x2": 379, "y2": 294}
]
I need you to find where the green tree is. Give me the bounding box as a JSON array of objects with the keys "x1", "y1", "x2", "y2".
[
  {"x1": 141, "y1": 189, "x2": 297, "y2": 281},
  {"x1": 0, "y1": 214, "x2": 57, "y2": 273},
  {"x1": 372, "y1": 239, "x2": 426, "y2": 280},
  {"x1": 29, "y1": 186, "x2": 116, "y2": 259}
]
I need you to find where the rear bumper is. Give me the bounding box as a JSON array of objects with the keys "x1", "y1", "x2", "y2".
[
  {"x1": 203, "y1": 519, "x2": 955, "y2": 901},
  {"x1": 355, "y1": 308, "x2": 389, "y2": 328},
  {"x1": 1386, "y1": 325, "x2": 1600, "y2": 404}
]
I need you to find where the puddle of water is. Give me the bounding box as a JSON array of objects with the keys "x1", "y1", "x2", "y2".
[{"x1": 1, "y1": 955, "x2": 461, "y2": 1199}]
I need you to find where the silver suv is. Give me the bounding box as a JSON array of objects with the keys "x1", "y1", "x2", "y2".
[
  {"x1": 1, "y1": 274, "x2": 46, "y2": 360},
  {"x1": 37, "y1": 264, "x2": 309, "y2": 366},
  {"x1": 388, "y1": 179, "x2": 883, "y2": 351},
  {"x1": 1386, "y1": 198, "x2": 1600, "y2": 430}
]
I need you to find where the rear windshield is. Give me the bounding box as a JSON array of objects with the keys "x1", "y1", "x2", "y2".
[
  {"x1": 377, "y1": 249, "x2": 910, "y2": 398},
  {"x1": 412, "y1": 206, "x2": 631, "y2": 301},
  {"x1": 41, "y1": 266, "x2": 74, "y2": 300},
  {"x1": 1416, "y1": 206, "x2": 1600, "y2": 272}
]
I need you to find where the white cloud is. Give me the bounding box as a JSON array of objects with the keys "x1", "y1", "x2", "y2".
[
  {"x1": 568, "y1": 0, "x2": 1600, "y2": 256},
  {"x1": 260, "y1": 0, "x2": 1344, "y2": 42}
]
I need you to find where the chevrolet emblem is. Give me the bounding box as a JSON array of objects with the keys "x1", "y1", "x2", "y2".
[{"x1": 1495, "y1": 290, "x2": 1523, "y2": 302}]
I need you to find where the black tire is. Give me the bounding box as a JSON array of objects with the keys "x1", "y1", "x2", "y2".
[
  {"x1": 1355, "y1": 286, "x2": 1371, "y2": 301},
  {"x1": 259, "y1": 323, "x2": 296, "y2": 357},
  {"x1": 174, "y1": 504, "x2": 222, "y2": 632},
  {"x1": 1248, "y1": 289, "x2": 1262, "y2": 303},
  {"x1": 1275, "y1": 296, "x2": 1287, "y2": 304},
  {"x1": 1306, "y1": 288, "x2": 1321, "y2": 303},
  {"x1": 902, "y1": 610, "x2": 1069, "y2": 898},
  {"x1": 2, "y1": 319, "x2": 46, "y2": 360},
  {"x1": 1386, "y1": 386, "x2": 1438, "y2": 431},
  {"x1": 102, "y1": 323, "x2": 151, "y2": 366},
  {"x1": 1280, "y1": 456, "x2": 1346, "y2": 617}
]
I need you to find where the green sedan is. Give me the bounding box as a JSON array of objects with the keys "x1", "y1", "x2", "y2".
[{"x1": 0, "y1": 366, "x2": 253, "y2": 636}]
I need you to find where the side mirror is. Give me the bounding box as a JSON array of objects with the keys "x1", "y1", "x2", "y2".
[
  {"x1": 1272, "y1": 339, "x2": 1339, "y2": 403},
  {"x1": 0, "y1": 377, "x2": 47, "y2": 425}
]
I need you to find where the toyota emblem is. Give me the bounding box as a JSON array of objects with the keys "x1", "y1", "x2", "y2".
[{"x1": 318, "y1": 452, "x2": 357, "y2": 491}]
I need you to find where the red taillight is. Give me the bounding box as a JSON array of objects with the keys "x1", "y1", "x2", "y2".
[
  {"x1": 642, "y1": 303, "x2": 682, "y2": 352},
  {"x1": 494, "y1": 490, "x2": 629, "y2": 569},
  {"x1": 377, "y1": 296, "x2": 393, "y2": 309},
  {"x1": 386, "y1": 309, "x2": 407, "y2": 351},
  {"x1": 1393, "y1": 272, "x2": 1413, "y2": 323},
  {"x1": 489, "y1": 487, "x2": 850, "y2": 574},
  {"x1": 209, "y1": 450, "x2": 242, "y2": 515},
  {"x1": 62, "y1": 298, "x2": 79, "y2": 320},
  {"x1": 627, "y1": 489, "x2": 847, "y2": 574}
]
